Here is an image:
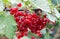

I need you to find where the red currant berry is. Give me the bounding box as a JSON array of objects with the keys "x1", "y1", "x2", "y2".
[
  {"x1": 17, "y1": 20, "x2": 22, "y2": 25},
  {"x1": 17, "y1": 11, "x2": 23, "y2": 16},
  {"x1": 31, "y1": 36, "x2": 35, "y2": 39},
  {"x1": 37, "y1": 32, "x2": 42, "y2": 37},
  {"x1": 17, "y1": 3, "x2": 22, "y2": 7},
  {"x1": 15, "y1": 17, "x2": 20, "y2": 22},
  {"x1": 10, "y1": 8, "x2": 18, "y2": 15}
]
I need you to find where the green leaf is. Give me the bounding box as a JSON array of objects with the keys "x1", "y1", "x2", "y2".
[
  {"x1": 30, "y1": 0, "x2": 51, "y2": 12},
  {"x1": 48, "y1": 0, "x2": 51, "y2": 3},
  {"x1": 4, "y1": 15, "x2": 16, "y2": 25},
  {"x1": 9, "y1": 0, "x2": 21, "y2": 4},
  {"x1": 55, "y1": 20, "x2": 60, "y2": 26},
  {"x1": 3, "y1": 0, "x2": 11, "y2": 4},
  {"x1": 4, "y1": 25, "x2": 16, "y2": 39},
  {"x1": 57, "y1": 6, "x2": 60, "y2": 12},
  {"x1": 0, "y1": 12, "x2": 3, "y2": 15},
  {"x1": 53, "y1": 8, "x2": 60, "y2": 18},
  {"x1": 3, "y1": 0, "x2": 8, "y2": 3},
  {"x1": 25, "y1": 0, "x2": 30, "y2": 6},
  {"x1": 21, "y1": 0, "x2": 24, "y2": 2},
  {"x1": 51, "y1": 0, "x2": 60, "y2": 5},
  {"x1": 21, "y1": 36, "x2": 30, "y2": 39},
  {"x1": 44, "y1": 32, "x2": 49, "y2": 39},
  {"x1": 0, "y1": 1, "x2": 4, "y2": 12},
  {"x1": 0, "y1": 14, "x2": 6, "y2": 35},
  {"x1": 4, "y1": 15, "x2": 16, "y2": 39},
  {"x1": 0, "y1": 14, "x2": 5, "y2": 24},
  {"x1": 0, "y1": 15, "x2": 16, "y2": 39}
]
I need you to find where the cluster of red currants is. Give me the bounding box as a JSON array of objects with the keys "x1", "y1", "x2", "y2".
[{"x1": 10, "y1": 3, "x2": 50, "y2": 39}]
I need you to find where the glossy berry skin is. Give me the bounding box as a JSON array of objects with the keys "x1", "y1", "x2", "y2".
[
  {"x1": 17, "y1": 35, "x2": 20, "y2": 39},
  {"x1": 43, "y1": 14, "x2": 47, "y2": 18},
  {"x1": 24, "y1": 31, "x2": 28, "y2": 36},
  {"x1": 17, "y1": 3, "x2": 22, "y2": 7},
  {"x1": 17, "y1": 20, "x2": 21, "y2": 25},
  {"x1": 23, "y1": 13, "x2": 28, "y2": 17},
  {"x1": 31, "y1": 36, "x2": 35, "y2": 39},
  {"x1": 10, "y1": 8, "x2": 18, "y2": 15},
  {"x1": 15, "y1": 17, "x2": 20, "y2": 22},
  {"x1": 17, "y1": 11, "x2": 23, "y2": 16},
  {"x1": 37, "y1": 32, "x2": 42, "y2": 37},
  {"x1": 17, "y1": 32, "x2": 24, "y2": 39}
]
